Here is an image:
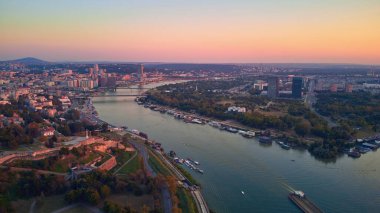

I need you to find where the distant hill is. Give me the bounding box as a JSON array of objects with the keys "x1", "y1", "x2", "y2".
[{"x1": 0, "y1": 57, "x2": 50, "y2": 65}]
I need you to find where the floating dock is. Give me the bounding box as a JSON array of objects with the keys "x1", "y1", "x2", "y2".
[{"x1": 288, "y1": 191, "x2": 324, "y2": 213}]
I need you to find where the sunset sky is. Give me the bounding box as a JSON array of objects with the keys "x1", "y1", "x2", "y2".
[{"x1": 0, "y1": 0, "x2": 379, "y2": 64}]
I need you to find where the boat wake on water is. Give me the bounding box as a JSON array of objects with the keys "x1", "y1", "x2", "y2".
[{"x1": 280, "y1": 181, "x2": 296, "y2": 193}]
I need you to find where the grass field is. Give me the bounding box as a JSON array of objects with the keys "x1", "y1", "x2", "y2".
[
  {"x1": 177, "y1": 188, "x2": 197, "y2": 213},
  {"x1": 116, "y1": 151, "x2": 135, "y2": 164},
  {"x1": 117, "y1": 155, "x2": 141, "y2": 174},
  {"x1": 148, "y1": 153, "x2": 171, "y2": 176}
]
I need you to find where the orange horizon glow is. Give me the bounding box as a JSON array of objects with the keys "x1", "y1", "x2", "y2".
[{"x1": 0, "y1": 0, "x2": 379, "y2": 64}]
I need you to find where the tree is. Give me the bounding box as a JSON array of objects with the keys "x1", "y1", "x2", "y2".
[
  {"x1": 69, "y1": 122, "x2": 84, "y2": 134},
  {"x1": 102, "y1": 123, "x2": 109, "y2": 132},
  {"x1": 0, "y1": 195, "x2": 14, "y2": 213},
  {"x1": 85, "y1": 189, "x2": 101, "y2": 205},
  {"x1": 45, "y1": 140, "x2": 54, "y2": 148},
  {"x1": 59, "y1": 147, "x2": 70, "y2": 155},
  {"x1": 64, "y1": 190, "x2": 78, "y2": 203},
  {"x1": 100, "y1": 185, "x2": 111, "y2": 198},
  {"x1": 27, "y1": 122, "x2": 40, "y2": 138},
  {"x1": 295, "y1": 122, "x2": 310, "y2": 137},
  {"x1": 58, "y1": 123, "x2": 71, "y2": 136}
]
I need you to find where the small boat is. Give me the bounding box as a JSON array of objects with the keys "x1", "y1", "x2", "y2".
[
  {"x1": 241, "y1": 191, "x2": 245, "y2": 195},
  {"x1": 187, "y1": 158, "x2": 200, "y2": 165},
  {"x1": 192, "y1": 118, "x2": 203, "y2": 124},
  {"x1": 240, "y1": 131, "x2": 256, "y2": 138},
  {"x1": 226, "y1": 127, "x2": 238, "y2": 133},
  {"x1": 197, "y1": 169, "x2": 204, "y2": 174},
  {"x1": 348, "y1": 151, "x2": 361, "y2": 158},
  {"x1": 358, "y1": 147, "x2": 371, "y2": 153},
  {"x1": 278, "y1": 141, "x2": 291, "y2": 150},
  {"x1": 259, "y1": 136, "x2": 272, "y2": 144}
]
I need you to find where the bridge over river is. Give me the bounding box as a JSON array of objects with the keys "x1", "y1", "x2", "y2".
[{"x1": 93, "y1": 94, "x2": 146, "y2": 97}]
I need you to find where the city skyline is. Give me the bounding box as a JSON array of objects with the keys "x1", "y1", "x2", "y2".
[{"x1": 1, "y1": 0, "x2": 380, "y2": 64}]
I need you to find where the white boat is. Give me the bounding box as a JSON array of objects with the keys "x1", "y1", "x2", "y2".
[
  {"x1": 241, "y1": 191, "x2": 245, "y2": 195},
  {"x1": 240, "y1": 131, "x2": 255, "y2": 138},
  {"x1": 131, "y1": 129, "x2": 140, "y2": 134},
  {"x1": 192, "y1": 119, "x2": 203, "y2": 124},
  {"x1": 208, "y1": 121, "x2": 221, "y2": 128}
]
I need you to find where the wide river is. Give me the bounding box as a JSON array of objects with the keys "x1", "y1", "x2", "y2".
[{"x1": 93, "y1": 82, "x2": 380, "y2": 213}]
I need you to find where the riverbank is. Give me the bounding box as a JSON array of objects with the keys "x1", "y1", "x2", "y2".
[
  {"x1": 135, "y1": 98, "x2": 307, "y2": 149},
  {"x1": 138, "y1": 97, "x2": 380, "y2": 160},
  {"x1": 86, "y1": 100, "x2": 210, "y2": 213}
]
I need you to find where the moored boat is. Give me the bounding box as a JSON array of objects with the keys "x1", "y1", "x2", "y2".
[
  {"x1": 348, "y1": 151, "x2": 361, "y2": 158},
  {"x1": 226, "y1": 127, "x2": 238, "y2": 133},
  {"x1": 240, "y1": 131, "x2": 255, "y2": 138},
  {"x1": 259, "y1": 136, "x2": 272, "y2": 144}
]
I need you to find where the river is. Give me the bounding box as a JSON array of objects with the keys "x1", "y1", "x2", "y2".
[{"x1": 92, "y1": 82, "x2": 380, "y2": 213}]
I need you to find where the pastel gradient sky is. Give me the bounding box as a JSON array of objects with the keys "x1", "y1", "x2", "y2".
[{"x1": 0, "y1": 0, "x2": 379, "y2": 64}]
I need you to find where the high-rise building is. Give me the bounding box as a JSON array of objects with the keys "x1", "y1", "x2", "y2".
[
  {"x1": 94, "y1": 64, "x2": 99, "y2": 72},
  {"x1": 88, "y1": 68, "x2": 94, "y2": 77},
  {"x1": 292, "y1": 77, "x2": 303, "y2": 99},
  {"x1": 315, "y1": 79, "x2": 323, "y2": 91},
  {"x1": 330, "y1": 83, "x2": 338, "y2": 92},
  {"x1": 345, "y1": 83, "x2": 353, "y2": 93},
  {"x1": 267, "y1": 77, "x2": 279, "y2": 98}
]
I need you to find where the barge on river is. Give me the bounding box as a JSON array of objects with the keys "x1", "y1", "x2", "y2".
[{"x1": 288, "y1": 191, "x2": 324, "y2": 213}]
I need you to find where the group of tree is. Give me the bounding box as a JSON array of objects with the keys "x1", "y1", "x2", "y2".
[
  {"x1": 103, "y1": 201, "x2": 140, "y2": 213},
  {"x1": 315, "y1": 91, "x2": 380, "y2": 131},
  {"x1": 0, "y1": 169, "x2": 66, "y2": 200},
  {"x1": 65, "y1": 171, "x2": 116, "y2": 205},
  {"x1": 148, "y1": 80, "x2": 360, "y2": 159}
]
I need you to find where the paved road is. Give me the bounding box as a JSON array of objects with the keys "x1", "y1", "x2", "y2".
[
  {"x1": 192, "y1": 190, "x2": 210, "y2": 213},
  {"x1": 305, "y1": 82, "x2": 338, "y2": 128},
  {"x1": 51, "y1": 203, "x2": 102, "y2": 213},
  {"x1": 129, "y1": 140, "x2": 156, "y2": 177},
  {"x1": 128, "y1": 141, "x2": 174, "y2": 213},
  {"x1": 29, "y1": 199, "x2": 36, "y2": 213},
  {"x1": 162, "y1": 184, "x2": 172, "y2": 213}
]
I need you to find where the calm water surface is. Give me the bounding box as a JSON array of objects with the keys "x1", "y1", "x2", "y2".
[{"x1": 93, "y1": 83, "x2": 380, "y2": 213}]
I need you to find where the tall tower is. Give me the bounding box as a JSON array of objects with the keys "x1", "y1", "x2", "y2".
[
  {"x1": 292, "y1": 77, "x2": 303, "y2": 99},
  {"x1": 267, "y1": 77, "x2": 279, "y2": 98},
  {"x1": 139, "y1": 64, "x2": 145, "y2": 84}
]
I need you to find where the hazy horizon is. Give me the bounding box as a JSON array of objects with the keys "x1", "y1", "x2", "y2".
[{"x1": 1, "y1": 0, "x2": 379, "y2": 64}]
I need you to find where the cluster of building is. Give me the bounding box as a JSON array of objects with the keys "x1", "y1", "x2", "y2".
[
  {"x1": 313, "y1": 75, "x2": 380, "y2": 94},
  {"x1": 0, "y1": 113, "x2": 24, "y2": 128},
  {"x1": 227, "y1": 106, "x2": 247, "y2": 113},
  {"x1": 254, "y1": 76, "x2": 304, "y2": 99}
]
